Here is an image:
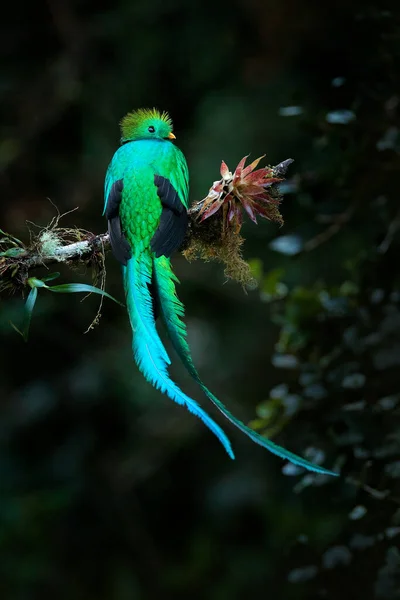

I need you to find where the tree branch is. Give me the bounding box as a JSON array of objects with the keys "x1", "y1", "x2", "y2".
[
  {"x1": 0, "y1": 157, "x2": 292, "y2": 292},
  {"x1": 24, "y1": 232, "x2": 110, "y2": 269}
]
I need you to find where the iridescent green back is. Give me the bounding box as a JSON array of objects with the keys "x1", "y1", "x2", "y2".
[{"x1": 105, "y1": 139, "x2": 189, "y2": 252}]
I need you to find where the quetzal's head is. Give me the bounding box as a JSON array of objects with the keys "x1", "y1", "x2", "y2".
[{"x1": 120, "y1": 108, "x2": 176, "y2": 143}]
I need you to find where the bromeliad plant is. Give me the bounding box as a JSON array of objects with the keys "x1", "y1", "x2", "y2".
[
  {"x1": 197, "y1": 155, "x2": 285, "y2": 232},
  {"x1": 182, "y1": 156, "x2": 290, "y2": 285}
]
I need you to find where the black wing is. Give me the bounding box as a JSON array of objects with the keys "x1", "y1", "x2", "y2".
[
  {"x1": 105, "y1": 179, "x2": 131, "y2": 266},
  {"x1": 151, "y1": 175, "x2": 188, "y2": 258}
]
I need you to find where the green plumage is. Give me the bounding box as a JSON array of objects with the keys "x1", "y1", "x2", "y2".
[
  {"x1": 104, "y1": 108, "x2": 337, "y2": 476},
  {"x1": 105, "y1": 143, "x2": 188, "y2": 249}
]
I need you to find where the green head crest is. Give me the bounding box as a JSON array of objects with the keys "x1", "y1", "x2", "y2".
[{"x1": 120, "y1": 108, "x2": 175, "y2": 143}]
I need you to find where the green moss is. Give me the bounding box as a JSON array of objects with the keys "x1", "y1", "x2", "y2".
[{"x1": 182, "y1": 213, "x2": 255, "y2": 287}]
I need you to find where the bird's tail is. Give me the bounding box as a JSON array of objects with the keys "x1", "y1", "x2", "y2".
[
  {"x1": 123, "y1": 252, "x2": 234, "y2": 459},
  {"x1": 152, "y1": 256, "x2": 337, "y2": 476}
]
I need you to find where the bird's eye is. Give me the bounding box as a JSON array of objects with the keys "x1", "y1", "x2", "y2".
[{"x1": 148, "y1": 126, "x2": 155, "y2": 133}]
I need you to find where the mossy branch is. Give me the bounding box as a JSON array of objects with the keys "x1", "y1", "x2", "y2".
[{"x1": 0, "y1": 157, "x2": 292, "y2": 294}]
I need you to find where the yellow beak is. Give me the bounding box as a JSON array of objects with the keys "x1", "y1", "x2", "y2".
[{"x1": 167, "y1": 132, "x2": 176, "y2": 140}]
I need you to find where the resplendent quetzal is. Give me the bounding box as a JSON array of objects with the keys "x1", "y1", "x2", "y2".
[{"x1": 104, "y1": 108, "x2": 336, "y2": 476}]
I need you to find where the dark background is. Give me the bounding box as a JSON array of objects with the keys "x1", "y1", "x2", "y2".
[{"x1": 1, "y1": 1, "x2": 400, "y2": 599}]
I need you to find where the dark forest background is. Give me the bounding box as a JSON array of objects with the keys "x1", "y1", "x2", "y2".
[{"x1": 1, "y1": 1, "x2": 400, "y2": 599}]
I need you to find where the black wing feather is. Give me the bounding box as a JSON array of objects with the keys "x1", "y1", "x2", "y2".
[
  {"x1": 105, "y1": 179, "x2": 131, "y2": 265},
  {"x1": 151, "y1": 175, "x2": 188, "y2": 258}
]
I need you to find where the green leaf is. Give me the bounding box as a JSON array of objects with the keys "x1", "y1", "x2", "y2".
[
  {"x1": 44, "y1": 283, "x2": 124, "y2": 306},
  {"x1": 0, "y1": 228, "x2": 24, "y2": 247},
  {"x1": 0, "y1": 247, "x2": 26, "y2": 258},
  {"x1": 22, "y1": 287, "x2": 38, "y2": 341},
  {"x1": 11, "y1": 287, "x2": 38, "y2": 341},
  {"x1": 27, "y1": 277, "x2": 47, "y2": 289},
  {"x1": 9, "y1": 321, "x2": 24, "y2": 338}
]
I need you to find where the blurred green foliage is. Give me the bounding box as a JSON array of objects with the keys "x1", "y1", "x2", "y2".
[{"x1": 1, "y1": 0, "x2": 399, "y2": 599}]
